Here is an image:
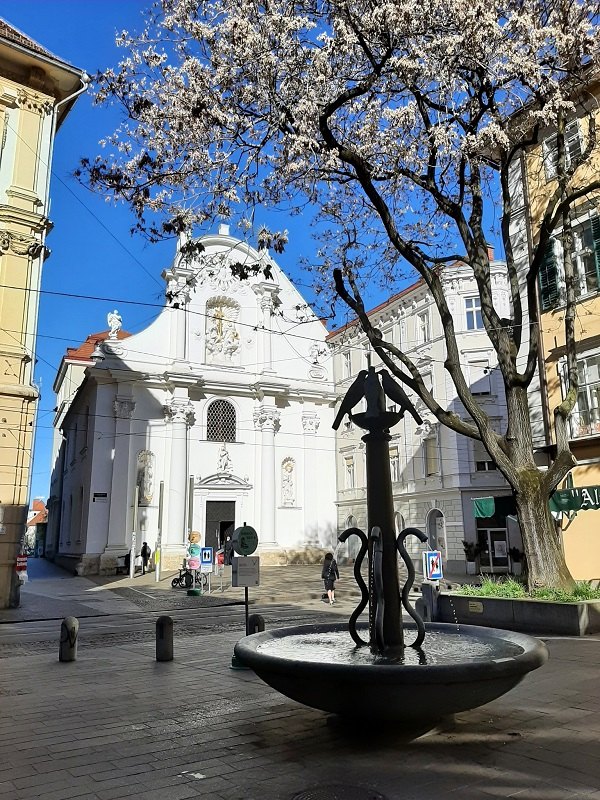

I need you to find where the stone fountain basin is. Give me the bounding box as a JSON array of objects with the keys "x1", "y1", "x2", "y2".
[{"x1": 234, "y1": 622, "x2": 548, "y2": 722}]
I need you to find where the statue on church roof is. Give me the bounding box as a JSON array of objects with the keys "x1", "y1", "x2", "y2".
[{"x1": 107, "y1": 309, "x2": 122, "y2": 339}]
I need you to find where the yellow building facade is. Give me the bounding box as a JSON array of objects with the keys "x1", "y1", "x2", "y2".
[
  {"x1": 519, "y1": 83, "x2": 600, "y2": 580},
  {"x1": 0, "y1": 20, "x2": 85, "y2": 607}
]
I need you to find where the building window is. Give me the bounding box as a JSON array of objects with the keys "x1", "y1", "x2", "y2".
[
  {"x1": 468, "y1": 361, "x2": 491, "y2": 395},
  {"x1": 473, "y1": 440, "x2": 497, "y2": 471},
  {"x1": 390, "y1": 449, "x2": 400, "y2": 483},
  {"x1": 567, "y1": 354, "x2": 600, "y2": 438},
  {"x1": 343, "y1": 351, "x2": 352, "y2": 379},
  {"x1": 543, "y1": 120, "x2": 582, "y2": 181},
  {"x1": 345, "y1": 457, "x2": 355, "y2": 489},
  {"x1": 539, "y1": 215, "x2": 600, "y2": 310},
  {"x1": 206, "y1": 400, "x2": 236, "y2": 442},
  {"x1": 417, "y1": 311, "x2": 430, "y2": 344},
  {"x1": 465, "y1": 297, "x2": 483, "y2": 330},
  {"x1": 424, "y1": 436, "x2": 439, "y2": 476}
]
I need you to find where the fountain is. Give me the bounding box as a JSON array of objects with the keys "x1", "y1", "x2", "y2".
[{"x1": 234, "y1": 367, "x2": 547, "y2": 722}]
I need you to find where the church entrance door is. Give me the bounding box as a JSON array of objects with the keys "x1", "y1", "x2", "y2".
[{"x1": 205, "y1": 500, "x2": 235, "y2": 551}]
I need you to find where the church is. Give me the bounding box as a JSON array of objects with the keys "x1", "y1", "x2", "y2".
[{"x1": 46, "y1": 226, "x2": 338, "y2": 574}]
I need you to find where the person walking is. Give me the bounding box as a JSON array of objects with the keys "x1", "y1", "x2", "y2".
[
  {"x1": 140, "y1": 542, "x2": 151, "y2": 575},
  {"x1": 321, "y1": 551, "x2": 339, "y2": 605}
]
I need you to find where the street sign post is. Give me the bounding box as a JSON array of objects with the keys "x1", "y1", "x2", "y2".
[
  {"x1": 232, "y1": 524, "x2": 258, "y2": 556},
  {"x1": 423, "y1": 550, "x2": 443, "y2": 581}
]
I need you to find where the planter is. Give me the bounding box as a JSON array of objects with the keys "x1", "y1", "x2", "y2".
[
  {"x1": 437, "y1": 593, "x2": 600, "y2": 636},
  {"x1": 511, "y1": 562, "x2": 522, "y2": 576},
  {"x1": 466, "y1": 560, "x2": 477, "y2": 575}
]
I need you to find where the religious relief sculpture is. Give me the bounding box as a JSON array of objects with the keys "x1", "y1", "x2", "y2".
[
  {"x1": 205, "y1": 297, "x2": 241, "y2": 364},
  {"x1": 136, "y1": 450, "x2": 155, "y2": 505},
  {"x1": 281, "y1": 458, "x2": 296, "y2": 506},
  {"x1": 107, "y1": 309, "x2": 122, "y2": 339},
  {"x1": 217, "y1": 443, "x2": 233, "y2": 474},
  {"x1": 309, "y1": 342, "x2": 328, "y2": 365}
]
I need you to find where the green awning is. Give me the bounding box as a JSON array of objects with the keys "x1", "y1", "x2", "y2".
[
  {"x1": 549, "y1": 486, "x2": 600, "y2": 513},
  {"x1": 472, "y1": 495, "x2": 517, "y2": 519}
]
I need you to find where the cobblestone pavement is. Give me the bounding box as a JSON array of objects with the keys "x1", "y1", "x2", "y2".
[{"x1": 3, "y1": 560, "x2": 600, "y2": 800}]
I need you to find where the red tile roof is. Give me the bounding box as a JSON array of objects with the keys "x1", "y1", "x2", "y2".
[
  {"x1": 65, "y1": 330, "x2": 131, "y2": 362},
  {"x1": 0, "y1": 17, "x2": 67, "y2": 62}
]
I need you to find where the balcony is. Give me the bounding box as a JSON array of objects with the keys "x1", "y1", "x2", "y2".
[{"x1": 569, "y1": 409, "x2": 600, "y2": 440}]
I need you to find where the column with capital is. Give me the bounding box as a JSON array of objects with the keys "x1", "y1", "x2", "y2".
[
  {"x1": 101, "y1": 395, "x2": 136, "y2": 572},
  {"x1": 302, "y1": 411, "x2": 320, "y2": 536},
  {"x1": 253, "y1": 404, "x2": 280, "y2": 546},
  {"x1": 252, "y1": 282, "x2": 280, "y2": 374},
  {"x1": 163, "y1": 397, "x2": 195, "y2": 562},
  {"x1": 162, "y1": 256, "x2": 194, "y2": 361}
]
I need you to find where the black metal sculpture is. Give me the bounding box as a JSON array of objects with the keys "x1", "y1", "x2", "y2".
[{"x1": 334, "y1": 366, "x2": 427, "y2": 654}]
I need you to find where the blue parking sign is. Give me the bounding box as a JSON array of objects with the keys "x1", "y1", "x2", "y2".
[
  {"x1": 423, "y1": 550, "x2": 443, "y2": 581},
  {"x1": 201, "y1": 547, "x2": 213, "y2": 565}
]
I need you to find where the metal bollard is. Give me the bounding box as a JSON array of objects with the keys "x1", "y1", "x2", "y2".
[
  {"x1": 59, "y1": 616, "x2": 79, "y2": 662},
  {"x1": 156, "y1": 615, "x2": 174, "y2": 662},
  {"x1": 247, "y1": 614, "x2": 265, "y2": 635}
]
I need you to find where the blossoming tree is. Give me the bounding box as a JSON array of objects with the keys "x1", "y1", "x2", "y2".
[{"x1": 80, "y1": 0, "x2": 600, "y2": 588}]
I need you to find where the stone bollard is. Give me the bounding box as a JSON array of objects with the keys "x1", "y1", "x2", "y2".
[
  {"x1": 59, "y1": 616, "x2": 79, "y2": 662},
  {"x1": 420, "y1": 580, "x2": 440, "y2": 622},
  {"x1": 247, "y1": 614, "x2": 265, "y2": 635},
  {"x1": 156, "y1": 615, "x2": 174, "y2": 662}
]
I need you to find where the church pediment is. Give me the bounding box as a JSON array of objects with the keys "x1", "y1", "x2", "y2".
[{"x1": 195, "y1": 473, "x2": 252, "y2": 489}]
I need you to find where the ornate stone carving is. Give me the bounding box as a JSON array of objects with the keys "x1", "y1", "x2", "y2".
[
  {"x1": 205, "y1": 297, "x2": 241, "y2": 364},
  {"x1": 253, "y1": 406, "x2": 280, "y2": 432},
  {"x1": 163, "y1": 399, "x2": 195, "y2": 426},
  {"x1": 309, "y1": 342, "x2": 328, "y2": 364},
  {"x1": 281, "y1": 457, "x2": 295, "y2": 506},
  {"x1": 0, "y1": 230, "x2": 43, "y2": 257},
  {"x1": 136, "y1": 450, "x2": 155, "y2": 505},
  {"x1": 113, "y1": 397, "x2": 135, "y2": 419},
  {"x1": 16, "y1": 88, "x2": 53, "y2": 115},
  {"x1": 301, "y1": 412, "x2": 320, "y2": 435},
  {"x1": 196, "y1": 251, "x2": 249, "y2": 293}
]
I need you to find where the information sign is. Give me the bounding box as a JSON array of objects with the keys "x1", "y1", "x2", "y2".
[
  {"x1": 15, "y1": 556, "x2": 27, "y2": 571},
  {"x1": 200, "y1": 547, "x2": 214, "y2": 573},
  {"x1": 231, "y1": 556, "x2": 260, "y2": 587},
  {"x1": 423, "y1": 550, "x2": 443, "y2": 581},
  {"x1": 232, "y1": 524, "x2": 258, "y2": 556}
]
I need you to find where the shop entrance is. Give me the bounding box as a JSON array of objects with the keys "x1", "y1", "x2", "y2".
[
  {"x1": 205, "y1": 500, "x2": 235, "y2": 552},
  {"x1": 477, "y1": 519, "x2": 509, "y2": 573}
]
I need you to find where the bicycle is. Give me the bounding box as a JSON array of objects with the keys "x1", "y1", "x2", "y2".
[{"x1": 171, "y1": 569, "x2": 208, "y2": 589}]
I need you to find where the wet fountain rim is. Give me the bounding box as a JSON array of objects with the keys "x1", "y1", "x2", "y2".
[{"x1": 234, "y1": 622, "x2": 548, "y2": 683}]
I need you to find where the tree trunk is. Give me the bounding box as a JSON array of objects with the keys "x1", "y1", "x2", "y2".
[
  {"x1": 506, "y1": 387, "x2": 575, "y2": 591},
  {"x1": 514, "y1": 471, "x2": 574, "y2": 590}
]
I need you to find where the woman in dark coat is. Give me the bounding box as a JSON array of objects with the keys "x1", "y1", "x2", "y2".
[{"x1": 321, "y1": 552, "x2": 339, "y2": 605}]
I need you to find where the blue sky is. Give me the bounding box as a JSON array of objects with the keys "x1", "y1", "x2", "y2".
[{"x1": 1, "y1": 0, "x2": 337, "y2": 502}]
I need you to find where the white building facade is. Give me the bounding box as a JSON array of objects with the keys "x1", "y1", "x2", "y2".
[
  {"x1": 328, "y1": 256, "x2": 521, "y2": 574},
  {"x1": 47, "y1": 228, "x2": 338, "y2": 574}
]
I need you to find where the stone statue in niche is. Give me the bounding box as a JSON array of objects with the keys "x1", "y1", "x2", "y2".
[
  {"x1": 217, "y1": 443, "x2": 233, "y2": 473},
  {"x1": 136, "y1": 450, "x2": 155, "y2": 505},
  {"x1": 205, "y1": 300, "x2": 241, "y2": 363},
  {"x1": 281, "y1": 458, "x2": 295, "y2": 506}
]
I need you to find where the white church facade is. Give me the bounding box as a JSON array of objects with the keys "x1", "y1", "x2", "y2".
[{"x1": 46, "y1": 227, "x2": 338, "y2": 574}]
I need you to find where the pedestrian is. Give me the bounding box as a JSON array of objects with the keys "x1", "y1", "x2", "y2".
[
  {"x1": 140, "y1": 541, "x2": 151, "y2": 575},
  {"x1": 321, "y1": 551, "x2": 339, "y2": 605},
  {"x1": 224, "y1": 534, "x2": 234, "y2": 566}
]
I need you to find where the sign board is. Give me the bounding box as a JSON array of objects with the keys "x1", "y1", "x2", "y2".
[
  {"x1": 423, "y1": 550, "x2": 443, "y2": 581},
  {"x1": 15, "y1": 556, "x2": 27, "y2": 571},
  {"x1": 232, "y1": 525, "x2": 258, "y2": 556},
  {"x1": 200, "y1": 547, "x2": 214, "y2": 574},
  {"x1": 231, "y1": 556, "x2": 260, "y2": 587}
]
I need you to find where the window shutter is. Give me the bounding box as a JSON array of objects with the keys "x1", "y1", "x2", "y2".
[
  {"x1": 539, "y1": 239, "x2": 559, "y2": 311},
  {"x1": 591, "y1": 214, "x2": 600, "y2": 285}
]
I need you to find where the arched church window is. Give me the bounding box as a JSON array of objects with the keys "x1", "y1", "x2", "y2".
[{"x1": 207, "y1": 400, "x2": 236, "y2": 442}]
